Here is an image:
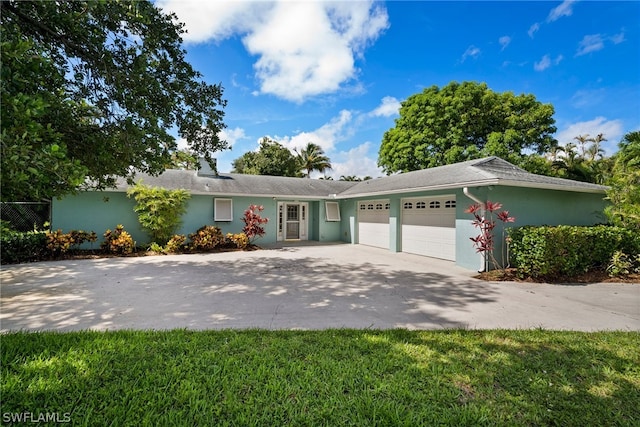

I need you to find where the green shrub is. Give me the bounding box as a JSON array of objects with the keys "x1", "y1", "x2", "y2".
[
  {"x1": 607, "y1": 251, "x2": 633, "y2": 277},
  {"x1": 189, "y1": 225, "x2": 224, "y2": 251},
  {"x1": 509, "y1": 225, "x2": 640, "y2": 279},
  {"x1": 0, "y1": 230, "x2": 46, "y2": 264},
  {"x1": 127, "y1": 182, "x2": 190, "y2": 244},
  {"x1": 101, "y1": 225, "x2": 135, "y2": 255}
]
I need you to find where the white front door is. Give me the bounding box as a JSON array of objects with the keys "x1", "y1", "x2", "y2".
[{"x1": 277, "y1": 202, "x2": 308, "y2": 241}]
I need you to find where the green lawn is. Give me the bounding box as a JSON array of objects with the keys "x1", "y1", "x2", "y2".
[{"x1": 2, "y1": 329, "x2": 639, "y2": 426}]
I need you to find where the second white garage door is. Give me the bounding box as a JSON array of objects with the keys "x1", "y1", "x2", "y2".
[
  {"x1": 357, "y1": 200, "x2": 389, "y2": 249},
  {"x1": 401, "y1": 196, "x2": 456, "y2": 261}
]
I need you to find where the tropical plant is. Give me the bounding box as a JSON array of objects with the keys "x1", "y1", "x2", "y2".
[
  {"x1": 242, "y1": 205, "x2": 269, "y2": 243},
  {"x1": 188, "y1": 226, "x2": 225, "y2": 251},
  {"x1": 296, "y1": 142, "x2": 332, "y2": 178},
  {"x1": 127, "y1": 183, "x2": 191, "y2": 244},
  {"x1": 466, "y1": 201, "x2": 515, "y2": 271},
  {"x1": 101, "y1": 225, "x2": 135, "y2": 255},
  {"x1": 605, "y1": 131, "x2": 640, "y2": 230}
]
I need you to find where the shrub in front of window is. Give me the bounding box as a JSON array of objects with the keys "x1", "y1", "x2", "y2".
[{"x1": 189, "y1": 225, "x2": 225, "y2": 251}]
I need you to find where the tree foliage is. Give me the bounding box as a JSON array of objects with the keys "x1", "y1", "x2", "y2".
[
  {"x1": 296, "y1": 142, "x2": 332, "y2": 178},
  {"x1": 378, "y1": 81, "x2": 557, "y2": 174},
  {"x1": 232, "y1": 138, "x2": 300, "y2": 177},
  {"x1": 127, "y1": 182, "x2": 191, "y2": 244},
  {"x1": 605, "y1": 131, "x2": 640, "y2": 230},
  {"x1": 1, "y1": 0, "x2": 227, "y2": 201}
]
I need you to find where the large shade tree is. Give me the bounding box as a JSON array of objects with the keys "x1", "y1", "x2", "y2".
[
  {"x1": 1, "y1": 0, "x2": 228, "y2": 201},
  {"x1": 296, "y1": 142, "x2": 332, "y2": 178},
  {"x1": 377, "y1": 81, "x2": 557, "y2": 174},
  {"x1": 232, "y1": 138, "x2": 300, "y2": 177}
]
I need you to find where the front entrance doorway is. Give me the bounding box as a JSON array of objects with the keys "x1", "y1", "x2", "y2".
[{"x1": 277, "y1": 202, "x2": 308, "y2": 241}]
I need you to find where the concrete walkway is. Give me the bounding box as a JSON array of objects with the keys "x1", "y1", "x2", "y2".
[{"x1": 1, "y1": 243, "x2": 638, "y2": 332}]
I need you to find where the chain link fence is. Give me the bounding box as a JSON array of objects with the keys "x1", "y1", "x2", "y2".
[{"x1": 1, "y1": 202, "x2": 51, "y2": 231}]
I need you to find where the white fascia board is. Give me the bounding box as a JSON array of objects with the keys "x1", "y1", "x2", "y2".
[
  {"x1": 333, "y1": 179, "x2": 498, "y2": 199},
  {"x1": 497, "y1": 180, "x2": 609, "y2": 194}
]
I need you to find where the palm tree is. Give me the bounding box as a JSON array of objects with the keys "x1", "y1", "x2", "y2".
[
  {"x1": 573, "y1": 134, "x2": 593, "y2": 158},
  {"x1": 586, "y1": 133, "x2": 607, "y2": 161},
  {"x1": 296, "y1": 142, "x2": 332, "y2": 178}
]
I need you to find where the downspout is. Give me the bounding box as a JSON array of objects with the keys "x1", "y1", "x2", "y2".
[{"x1": 463, "y1": 187, "x2": 487, "y2": 272}]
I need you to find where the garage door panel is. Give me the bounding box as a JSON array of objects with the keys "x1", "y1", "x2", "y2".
[
  {"x1": 358, "y1": 223, "x2": 389, "y2": 249},
  {"x1": 401, "y1": 196, "x2": 456, "y2": 261},
  {"x1": 357, "y1": 200, "x2": 389, "y2": 249}
]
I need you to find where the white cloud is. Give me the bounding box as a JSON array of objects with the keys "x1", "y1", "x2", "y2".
[
  {"x1": 370, "y1": 96, "x2": 401, "y2": 117},
  {"x1": 461, "y1": 45, "x2": 481, "y2": 62},
  {"x1": 219, "y1": 127, "x2": 248, "y2": 147},
  {"x1": 534, "y1": 55, "x2": 551, "y2": 71},
  {"x1": 499, "y1": 36, "x2": 511, "y2": 51},
  {"x1": 279, "y1": 110, "x2": 354, "y2": 153},
  {"x1": 328, "y1": 142, "x2": 383, "y2": 179},
  {"x1": 535, "y1": 54, "x2": 563, "y2": 71},
  {"x1": 610, "y1": 32, "x2": 626, "y2": 44},
  {"x1": 556, "y1": 117, "x2": 624, "y2": 154},
  {"x1": 570, "y1": 89, "x2": 606, "y2": 108},
  {"x1": 576, "y1": 34, "x2": 605, "y2": 56},
  {"x1": 528, "y1": 22, "x2": 540, "y2": 38},
  {"x1": 547, "y1": 0, "x2": 576, "y2": 22},
  {"x1": 158, "y1": 0, "x2": 389, "y2": 103}
]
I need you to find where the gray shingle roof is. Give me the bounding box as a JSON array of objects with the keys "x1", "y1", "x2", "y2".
[
  {"x1": 112, "y1": 157, "x2": 607, "y2": 199},
  {"x1": 114, "y1": 170, "x2": 357, "y2": 198},
  {"x1": 338, "y1": 157, "x2": 608, "y2": 197}
]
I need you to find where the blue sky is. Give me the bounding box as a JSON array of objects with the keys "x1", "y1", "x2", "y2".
[{"x1": 157, "y1": 0, "x2": 640, "y2": 178}]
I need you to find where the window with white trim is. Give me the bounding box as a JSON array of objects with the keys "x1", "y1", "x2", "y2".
[
  {"x1": 416, "y1": 201, "x2": 426, "y2": 209},
  {"x1": 375, "y1": 203, "x2": 383, "y2": 210},
  {"x1": 403, "y1": 202, "x2": 413, "y2": 209},
  {"x1": 429, "y1": 201, "x2": 441, "y2": 209},
  {"x1": 367, "y1": 204, "x2": 374, "y2": 210},
  {"x1": 384, "y1": 203, "x2": 390, "y2": 210},
  {"x1": 214, "y1": 198, "x2": 233, "y2": 221},
  {"x1": 445, "y1": 200, "x2": 456, "y2": 208},
  {"x1": 325, "y1": 202, "x2": 340, "y2": 221},
  {"x1": 359, "y1": 204, "x2": 366, "y2": 210}
]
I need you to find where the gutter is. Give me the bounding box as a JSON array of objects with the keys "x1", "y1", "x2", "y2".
[{"x1": 463, "y1": 187, "x2": 487, "y2": 272}]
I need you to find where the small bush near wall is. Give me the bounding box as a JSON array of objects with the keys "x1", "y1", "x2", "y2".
[
  {"x1": 189, "y1": 225, "x2": 225, "y2": 251},
  {"x1": 509, "y1": 225, "x2": 640, "y2": 279}
]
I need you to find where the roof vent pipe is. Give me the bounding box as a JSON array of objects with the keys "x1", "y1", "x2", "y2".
[{"x1": 463, "y1": 187, "x2": 487, "y2": 272}]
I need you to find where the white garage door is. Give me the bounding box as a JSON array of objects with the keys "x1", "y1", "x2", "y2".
[
  {"x1": 357, "y1": 200, "x2": 390, "y2": 249},
  {"x1": 401, "y1": 196, "x2": 456, "y2": 261}
]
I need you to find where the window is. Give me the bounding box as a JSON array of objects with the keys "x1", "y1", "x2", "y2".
[
  {"x1": 416, "y1": 201, "x2": 426, "y2": 209},
  {"x1": 375, "y1": 203, "x2": 383, "y2": 210},
  {"x1": 384, "y1": 203, "x2": 390, "y2": 210},
  {"x1": 325, "y1": 202, "x2": 340, "y2": 221},
  {"x1": 403, "y1": 202, "x2": 413, "y2": 209},
  {"x1": 367, "y1": 204, "x2": 374, "y2": 210},
  {"x1": 429, "y1": 201, "x2": 441, "y2": 209},
  {"x1": 214, "y1": 198, "x2": 233, "y2": 221},
  {"x1": 445, "y1": 200, "x2": 456, "y2": 208},
  {"x1": 359, "y1": 204, "x2": 366, "y2": 210},
  {"x1": 278, "y1": 204, "x2": 283, "y2": 232}
]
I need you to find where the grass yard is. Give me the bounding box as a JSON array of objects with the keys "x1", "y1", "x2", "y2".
[{"x1": 2, "y1": 329, "x2": 639, "y2": 426}]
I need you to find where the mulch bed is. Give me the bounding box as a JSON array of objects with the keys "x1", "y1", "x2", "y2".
[{"x1": 476, "y1": 268, "x2": 640, "y2": 284}]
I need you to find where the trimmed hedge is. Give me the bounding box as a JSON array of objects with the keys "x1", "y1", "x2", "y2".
[
  {"x1": 0, "y1": 230, "x2": 47, "y2": 264},
  {"x1": 508, "y1": 225, "x2": 640, "y2": 279}
]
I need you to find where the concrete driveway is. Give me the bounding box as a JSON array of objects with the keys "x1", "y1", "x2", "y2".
[{"x1": 1, "y1": 243, "x2": 638, "y2": 332}]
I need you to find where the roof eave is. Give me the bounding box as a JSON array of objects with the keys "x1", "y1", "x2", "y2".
[
  {"x1": 497, "y1": 179, "x2": 609, "y2": 194},
  {"x1": 333, "y1": 179, "x2": 499, "y2": 199}
]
